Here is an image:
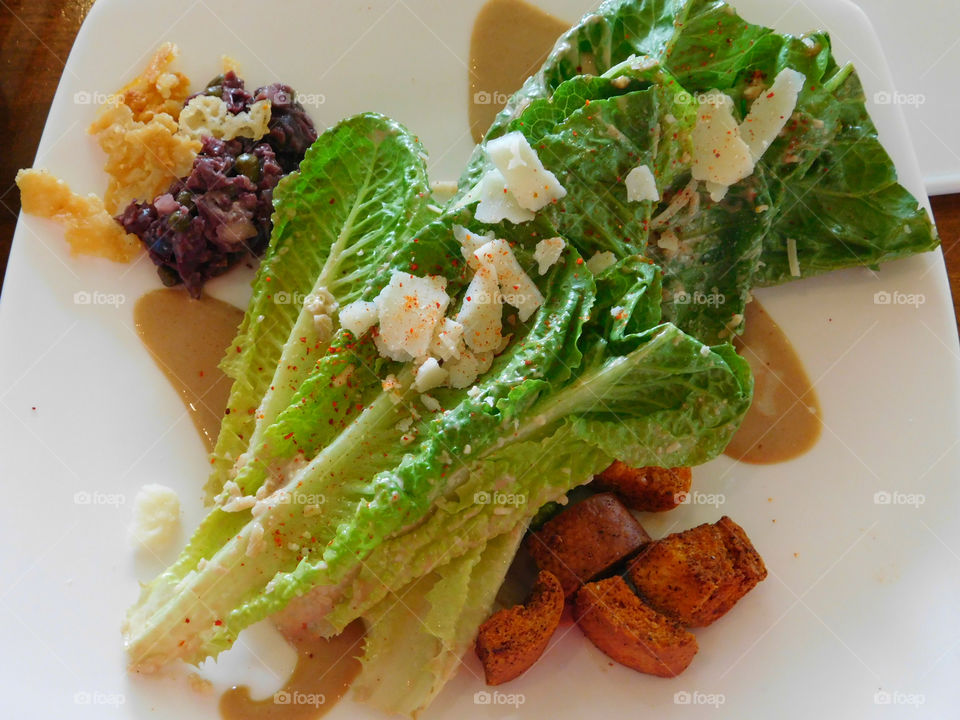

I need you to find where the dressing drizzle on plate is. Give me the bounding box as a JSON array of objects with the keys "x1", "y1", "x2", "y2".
[
  {"x1": 133, "y1": 288, "x2": 242, "y2": 453},
  {"x1": 724, "y1": 300, "x2": 822, "y2": 464},
  {"x1": 468, "y1": 0, "x2": 568, "y2": 142}
]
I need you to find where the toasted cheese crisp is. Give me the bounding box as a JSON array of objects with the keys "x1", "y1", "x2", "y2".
[
  {"x1": 178, "y1": 95, "x2": 271, "y2": 142},
  {"x1": 15, "y1": 168, "x2": 140, "y2": 262},
  {"x1": 117, "y1": 42, "x2": 192, "y2": 123},
  {"x1": 88, "y1": 101, "x2": 200, "y2": 214}
]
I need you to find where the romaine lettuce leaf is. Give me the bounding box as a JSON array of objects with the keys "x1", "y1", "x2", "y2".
[
  {"x1": 466, "y1": 0, "x2": 937, "y2": 341},
  {"x1": 206, "y1": 113, "x2": 433, "y2": 501}
]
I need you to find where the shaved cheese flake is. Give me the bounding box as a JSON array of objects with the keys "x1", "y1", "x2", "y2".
[
  {"x1": 624, "y1": 165, "x2": 659, "y2": 203},
  {"x1": 586, "y1": 251, "x2": 617, "y2": 275},
  {"x1": 691, "y1": 91, "x2": 754, "y2": 190},
  {"x1": 474, "y1": 238, "x2": 544, "y2": 321},
  {"x1": 430, "y1": 317, "x2": 464, "y2": 361},
  {"x1": 444, "y1": 347, "x2": 494, "y2": 389},
  {"x1": 534, "y1": 236, "x2": 565, "y2": 275},
  {"x1": 339, "y1": 300, "x2": 378, "y2": 337},
  {"x1": 651, "y1": 179, "x2": 699, "y2": 229},
  {"x1": 374, "y1": 271, "x2": 450, "y2": 359},
  {"x1": 420, "y1": 394, "x2": 442, "y2": 412},
  {"x1": 456, "y1": 259, "x2": 502, "y2": 353},
  {"x1": 740, "y1": 68, "x2": 805, "y2": 161},
  {"x1": 462, "y1": 169, "x2": 535, "y2": 225},
  {"x1": 453, "y1": 224, "x2": 495, "y2": 268},
  {"x1": 484, "y1": 131, "x2": 567, "y2": 212},
  {"x1": 414, "y1": 357, "x2": 448, "y2": 392}
]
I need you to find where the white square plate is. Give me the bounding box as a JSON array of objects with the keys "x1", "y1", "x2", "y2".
[{"x1": 2, "y1": 0, "x2": 959, "y2": 718}]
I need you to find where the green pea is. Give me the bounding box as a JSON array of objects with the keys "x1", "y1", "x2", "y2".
[{"x1": 235, "y1": 153, "x2": 261, "y2": 182}]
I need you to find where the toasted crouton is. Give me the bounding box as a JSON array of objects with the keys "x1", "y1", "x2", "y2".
[
  {"x1": 627, "y1": 516, "x2": 766, "y2": 627},
  {"x1": 595, "y1": 462, "x2": 692, "y2": 512},
  {"x1": 475, "y1": 570, "x2": 564, "y2": 685},
  {"x1": 527, "y1": 493, "x2": 651, "y2": 597},
  {"x1": 574, "y1": 576, "x2": 697, "y2": 677}
]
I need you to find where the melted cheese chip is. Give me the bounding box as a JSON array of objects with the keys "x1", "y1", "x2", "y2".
[
  {"x1": 178, "y1": 95, "x2": 272, "y2": 142},
  {"x1": 691, "y1": 91, "x2": 754, "y2": 195},
  {"x1": 116, "y1": 42, "x2": 192, "y2": 123},
  {"x1": 485, "y1": 131, "x2": 567, "y2": 212},
  {"x1": 88, "y1": 101, "x2": 200, "y2": 214},
  {"x1": 373, "y1": 272, "x2": 451, "y2": 360},
  {"x1": 15, "y1": 168, "x2": 140, "y2": 262},
  {"x1": 739, "y1": 68, "x2": 805, "y2": 161}
]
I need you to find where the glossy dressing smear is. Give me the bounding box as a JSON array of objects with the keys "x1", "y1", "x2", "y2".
[
  {"x1": 468, "y1": 0, "x2": 569, "y2": 142},
  {"x1": 725, "y1": 300, "x2": 822, "y2": 463},
  {"x1": 134, "y1": 289, "x2": 243, "y2": 453},
  {"x1": 219, "y1": 620, "x2": 365, "y2": 720}
]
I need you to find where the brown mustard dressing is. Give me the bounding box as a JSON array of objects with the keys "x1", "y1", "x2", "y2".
[
  {"x1": 468, "y1": 0, "x2": 569, "y2": 142},
  {"x1": 133, "y1": 288, "x2": 243, "y2": 453},
  {"x1": 219, "y1": 620, "x2": 366, "y2": 720},
  {"x1": 724, "y1": 300, "x2": 822, "y2": 464}
]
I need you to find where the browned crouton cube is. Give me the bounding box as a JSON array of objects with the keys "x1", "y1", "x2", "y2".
[
  {"x1": 527, "y1": 493, "x2": 651, "y2": 597},
  {"x1": 475, "y1": 570, "x2": 564, "y2": 685},
  {"x1": 574, "y1": 576, "x2": 697, "y2": 677},
  {"x1": 595, "y1": 462, "x2": 692, "y2": 512},
  {"x1": 627, "y1": 516, "x2": 767, "y2": 627}
]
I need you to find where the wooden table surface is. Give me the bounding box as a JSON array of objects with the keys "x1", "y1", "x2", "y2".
[{"x1": 1, "y1": 0, "x2": 958, "y2": 335}]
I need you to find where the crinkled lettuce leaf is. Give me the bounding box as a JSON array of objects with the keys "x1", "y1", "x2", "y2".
[{"x1": 206, "y1": 112, "x2": 433, "y2": 501}]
